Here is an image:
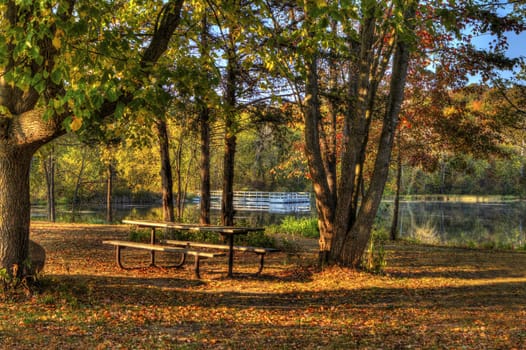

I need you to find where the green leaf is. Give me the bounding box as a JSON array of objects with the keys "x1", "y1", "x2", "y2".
[
  {"x1": 51, "y1": 68, "x2": 62, "y2": 85},
  {"x1": 114, "y1": 102, "x2": 125, "y2": 118},
  {"x1": 106, "y1": 87, "x2": 119, "y2": 102}
]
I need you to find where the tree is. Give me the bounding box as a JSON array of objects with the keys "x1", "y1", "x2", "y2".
[
  {"x1": 35, "y1": 145, "x2": 57, "y2": 222},
  {"x1": 0, "y1": 0, "x2": 184, "y2": 277},
  {"x1": 205, "y1": 0, "x2": 281, "y2": 225},
  {"x1": 156, "y1": 118, "x2": 176, "y2": 222},
  {"x1": 262, "y1": 0, "x2": 526, "y2": 267},
  {"x1": 198, "y1": 14, "x2": 213, "y2": 224},
  {"x1": 261, "y1": 0, "x2": 417, "y2": 266}
]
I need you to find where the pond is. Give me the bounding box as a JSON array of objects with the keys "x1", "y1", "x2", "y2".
[
  {"x1": 384, "y1": 199, "x2": 526, "y2": 249},
  {"x1": 30, "y1": 201, "x2": 314, "y2": 227},
  {"x1": 31, "y1": 197, "x2": 526, "y2": 249}
]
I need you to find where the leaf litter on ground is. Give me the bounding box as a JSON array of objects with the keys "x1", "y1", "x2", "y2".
[{"x1": 0, "y1": 222, "x2": 524, "y2": 349}]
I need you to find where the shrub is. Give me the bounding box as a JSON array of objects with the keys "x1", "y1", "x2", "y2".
[
  {"x1": 361, "y1": 229, "x2": 387, "y2": 274},
  {"x1": 267, "y1": 216, "x2": 319, "y2": 238}
]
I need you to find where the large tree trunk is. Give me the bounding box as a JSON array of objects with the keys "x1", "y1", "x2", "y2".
[
  {"x1": 0, "y1": 147, "x2": 34, "y2": 276},
  {"x1": 221, "y1": 130, "x2": 236, "y2": 226},
  {"x1": 0, "y1": 108, "x2": 62, "y2": 278},
  {"x1": 199, "y1": 15, "x2": 211, "y2": 225},
  {"x1": 340, "y1": 17, "x2": 413, "y2": 267},
  {"x1": 330, "y1": 9, "x2": 377, "y2": 262},
  {"x1": 303, "y1": 54, "x2": 336, "y2": 263},
  {"x1": 221, "y1": 33, "x2": 238, "y2": 227},
  {"x1": 156, "y1": 119, "x2": 175, "y2": 222},
  {"x1": 301, "y1": 1, "x2": 416, "y2": 268}
]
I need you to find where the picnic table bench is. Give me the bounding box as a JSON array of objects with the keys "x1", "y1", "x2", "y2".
[
  {"x1": 105, "y1": 219, "x2": 278, "y2": 278},
  {"x1": 161, "y1": 240, "x2": 279, "y2": 275},
  {"x1": 102, "y1": 240, "x2": 225, "y2": 278}
]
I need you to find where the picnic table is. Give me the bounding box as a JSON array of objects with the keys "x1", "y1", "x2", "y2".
[{"x1": 104, "y1": 219, "x2": 277, "y2": 278}]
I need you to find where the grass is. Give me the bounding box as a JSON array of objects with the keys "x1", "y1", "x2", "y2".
[
  {"x1": 267, "y1": 216, "x2": 319, "y2": 238},
  {"x1": 0, "y1": 222, "x2": 525, "y2": 349}
]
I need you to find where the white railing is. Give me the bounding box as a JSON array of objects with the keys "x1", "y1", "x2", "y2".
[
  {"x1": 210, "y1": 191, "x2": 310, "y2": 203},
  {"x1": 206, "y1": 191, "x2": 311, "y2": 213}
]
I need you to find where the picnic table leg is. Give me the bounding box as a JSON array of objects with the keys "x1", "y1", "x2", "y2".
[
  {"x1": 150, "y1": 227, "x2": 156, "y2": 266},
  {"x1": 227, "y1": 234, "x2": 234, "y2": 278},
  {"x1": 256, "y1": 253, "x2": 265, "y2": 275},
  {"x1": 194, "y1": 256, "x2": 201, "y2": 279},
  {"x1": 116, "y1": 246, "x2": 124, "y2": 269}
]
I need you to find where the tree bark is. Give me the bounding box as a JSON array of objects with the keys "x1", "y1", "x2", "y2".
[
  {"x1": 391, "y1": 131, "x2": 403, "y2": 241},
  {"x1": 156, "y1": 119, "x2": 175, "y2": 222},
  {"x1": 71, "y1": 148, "x2": 87, "y2": 222},
  {"x1": 0, "y1": 109, "x2": 61, "y2": 276},
  {"x1": 199, "y1": 15, "x2": 211, "y2": 225},
  {"x1": 199, "y1": 107, "x2": 211, "y2": 225},
  {"x1": 43, "y1": 147, "x2": 56, "y2": 222},
  {"x1": 342, "y1": 15, "x2": 414, "y2": 267},
  {"x1": 106, "y1": 161, "x2": 114, "y2": 223},
  {"x1": 303, "y1": 55, "x2": 336, "y2": 263},
  {"x1": 0, "y1": 147, "x2": 34, "y2": 276},
  {"x1": 331, "y1": 8, "x2": 377, "y2": 261},
  {"x1": 174, "y1": 132, "x2": 184, "y2": 220},
  {"x1": 221, "y1": 130, "x2": 236, "y2": 226},
  {"x1": 221, "y1": 32, "x2": 239, "y2": 227}
]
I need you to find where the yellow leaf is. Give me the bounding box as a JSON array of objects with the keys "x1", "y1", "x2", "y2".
[
  {"x1": 52, "y1": 29, "x2": 64, "y2": 50},
  {"x1": 315, "y1": 0, "x2": 327, "y2": 7},
  {"x1": 443, "y1": 106, "x2": 457, "y2": 117},
  {"x1": 52, "y1": 35, "x2": 62, "y2": 49},
  {"x1": 70, "y1": 116, "x2": 83, "y2": 131}
]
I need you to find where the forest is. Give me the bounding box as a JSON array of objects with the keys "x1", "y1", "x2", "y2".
[
  {"x1": 29, "y1": 84, "x2": 526, "y2": 207},
  {"x1": 1, "y1": 0, "x2": 526, "y2": 274}
]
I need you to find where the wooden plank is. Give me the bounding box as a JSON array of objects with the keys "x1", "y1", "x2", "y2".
[
  {"x1": 121, "y1": 220, "x2": 195, "y2": 230},
  {"x1": 163, "y1": 240, "x2": 279, "y2": 254},
  {"x1": 102, "y1": 240, "x2": 224, "y2": 258},
  {"x1": 162, "y1": 240, "x2": 230, "y2": 250},
  {"x1": 121, "y1": 219, "x2": 264, "y2": 233}
]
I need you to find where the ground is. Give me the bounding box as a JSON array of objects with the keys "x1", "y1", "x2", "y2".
[{"x1": 0, "y1": 222, "x2": 525, "y2": 349}]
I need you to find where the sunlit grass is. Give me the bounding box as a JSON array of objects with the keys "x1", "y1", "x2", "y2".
[
  {"x1": 266, "y1": 216, "x2": 319, "y2": 238},
  {"x1": 402, "y1": 194, "x2": 518, "y2": 203}
]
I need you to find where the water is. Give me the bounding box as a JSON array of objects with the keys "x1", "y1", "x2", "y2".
[
  {"x1": 380, "y1": 200, "x2": 526, "y2": 249},
  {"x1": 30, "y1": 202, "x2": 314, "y2": 227},
  {"x1": 31, "y1": 198, "x2": 526, "y2": 249}
]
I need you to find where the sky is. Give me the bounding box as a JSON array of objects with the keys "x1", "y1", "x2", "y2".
[
  {"x1": 471, "y1": 31, "x2": 526, "y2": 59},
  {"x1": 467, "y1": 4, "x2": 526, "y2": 83},
  {"x1": 503, "y1": 32, "x2": 526, "y2": 59},
  {"x1": 467, "y1": 30, "x2": 525, "y2": 83}
]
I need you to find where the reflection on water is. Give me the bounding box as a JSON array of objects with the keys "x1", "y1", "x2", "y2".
[
  {"x1": 388, "y1": 200, "x2": 526, "y2": 249},
  {"x1": 31, "y1": 199, "x2": 526, "y2": 249},
  {"x1": 30, "y1": 203, "x2": 314, "y2": 227}
]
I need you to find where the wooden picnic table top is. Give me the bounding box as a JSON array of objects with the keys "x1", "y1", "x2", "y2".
[{"x1": 121, "y1": 219, "x2": 265, "y2": 234}]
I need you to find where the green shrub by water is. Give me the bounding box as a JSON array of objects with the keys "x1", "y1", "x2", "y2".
[{"x1": 267, "y1": 216, "x2": 319, "y2": 238}]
